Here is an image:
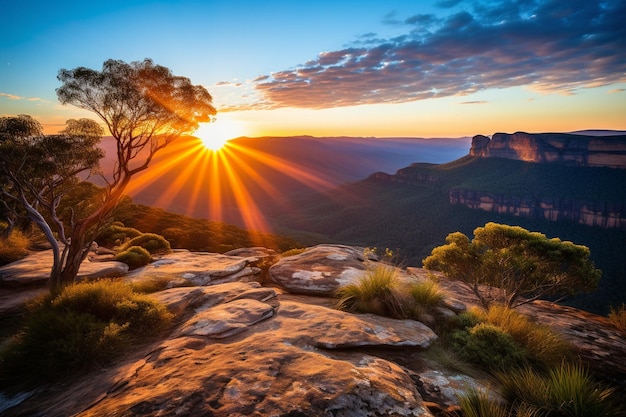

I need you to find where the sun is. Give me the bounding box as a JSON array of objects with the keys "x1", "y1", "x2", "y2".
[{"x1": 195, "y1": 118, "x2": 247, "y2": 151}]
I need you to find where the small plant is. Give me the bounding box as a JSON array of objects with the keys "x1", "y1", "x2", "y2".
[
  {"x1": 408, "y1": 280, "x2": 444, "y2": 316},
  {"x1": 115, "y1": 245, "x2": 152, "y2": 269},
  {"x1": 281, "y1": 247, "x2": 306, "y2": 257},
  {"x1": 119, "y1": 233, "x2": 171, "y2": 255},
  {"x1": 451, "y1": 322, "x2": 530, "y2": 370},
  {"x1": 96, "y1": 223, "x2": 142, "y2": 248},
  {"x1": 0, "y1": 280, "x2": 172, "y2": 389},
  {"x1": 608, "y1": 304, "x2": 626, "y2": 333},
  {"x1": 496, "y1": 363, "x2": 624, "y2": 417},
  {"x1": 336, "y1": 264, "x2": 409, "y2": 318},
  {"x1": 0, "y1": 229, "x2": 30, "y2": 265},
  {"x1": 477, "y1": 304, "x2": 570, "y2": 368},
  {"x1": 457, "y1": 386, "x2": 515, "y2": 417}
]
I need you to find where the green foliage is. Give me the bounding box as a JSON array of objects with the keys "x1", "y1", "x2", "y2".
[
  {"x1": 423, "y1": 222, "x2": 601, "y2": 308},
  {"x1": 0, "y1": 280, "x2": 172, "y2": 389},
  {"x1": 112, "y1": 199, "x2": 302, "y2": 253},
  {"x1": 96, "y1": 223, "x2": 142, "y2": 248},
  {"x1": 119, "y1": 233, "x2": 171, "y2": 254},
  {"x1": 336, "y1": 264, "x2": 410, "y2": 318},
  {"x1": 495, "y1": 363, "x2": 625, "y2": 417},
  {"x1": 115, "y1": 246, "x2": 152, "y2": 269},
  {"x1": 128, "y1": 277, "x2": 179, "y2": 294},
  {"x1": 0, "y1": 228, "x2": 30, "y2": 265},
  {"x1": 608, "y1": 304, "x2": 626, "y2": 333},
  {"x1": 457, "y1": 386, "x2": 524, "y2": 417},
  {"x1": 476, "y1": 305, "x2": 571, "y2": 367},
  {"x1": 447, "y1": 305, "x2": 569, "y2": 371},
  {"x1": 451, "y1": 322, "x2": 530, "y2": 371}
]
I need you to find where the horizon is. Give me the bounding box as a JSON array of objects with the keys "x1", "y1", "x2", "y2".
[{"x1": 1, "y1": 0, "x2": 625, "y2": 139}]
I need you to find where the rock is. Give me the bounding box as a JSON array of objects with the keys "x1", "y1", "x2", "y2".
[
  {"x1": 0, "y1": 249, "x2": 128, "y2": 288},
  {"x1": 32, "y1": 282, "x2": 439, "y2": 417},
  {"x1": 269, "y1": 244, "x2": 368, "y2": 296},
  {"x1": 223, "y1": 246, "x2": 277, "y2": 258},
  {"x1": 125, "y1": 250, "x2": 260, "y2": 286},
  {"x1": 469, "y1": 132, "x2": 626, "y2": 169}
]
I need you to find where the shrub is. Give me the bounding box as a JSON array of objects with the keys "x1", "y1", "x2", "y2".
[
  {"x1": 496, "y1": 363, "x2": 624, "y2": 417},
  {"x1": 0, "y1": 280, "x2": 172, "y2": 389},
  {"x1": 115, "y1": 245, "x2": 152, "y2": 269},
  {"x1": 336, "y1": 264, "x2": 409, "y2": 318},
  {"x1": 119, "y1": 233, "x2": 171, "y2": 254},
  {"x1": 408, "y1": 280, "x2": 444, "y2": 317},
  {"x1": 608, "y1": 304, "x2": 626, "y2": 333},
  {"x1": 96, "y1": 223, "x2": 142, "y2": 248},
  {"x1": 477, "y1": 304, "x2": 570, "y2": 368},
  {"x1": 451, "y1": 322, "x2": 529, "y2": 370},
  {"x1": 0, "y1": 229, "x2": 30, "y2": 265},
  {"x1": 281, "y1": 247, "x2": 306, "y2": 257}
]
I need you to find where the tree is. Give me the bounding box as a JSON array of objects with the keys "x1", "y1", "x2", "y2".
[
  {"x1": 422, "y1": 222, "x2": 601, "y2": 308},
  {"x1": 0, "y1": 116, "x2": 104, "y2": 279},
  {"x1": 49, "y1": 58, "x2": 216, "y2": 293}
]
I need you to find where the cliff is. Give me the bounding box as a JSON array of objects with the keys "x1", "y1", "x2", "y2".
[
  {"x1": 470, "y1": 132, "x2": 626, "y2": 169},
  {"x1": 449, "y1": 188, "x2": 626, "y2": 229}
]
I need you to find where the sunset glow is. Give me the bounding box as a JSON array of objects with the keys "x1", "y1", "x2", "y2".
[{"x1": 194, "y1": 119, "x2": 248, "y2": 151}]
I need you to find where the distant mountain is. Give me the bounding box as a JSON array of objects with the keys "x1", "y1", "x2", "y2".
[{"x1": 99, "y1": 135, "x2": 471, "y2": 227}]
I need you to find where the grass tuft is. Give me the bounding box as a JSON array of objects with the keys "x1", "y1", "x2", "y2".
[{"x1": 0, "y1": 229, "x2": 30, "y2": 265}]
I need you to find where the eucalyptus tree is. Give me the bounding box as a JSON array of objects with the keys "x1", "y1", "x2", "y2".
[
  {"x1": 423, "y1": 222, "x2": 601, "y2": 308},
  {"x1": 50, "y1": 58, "x2": 217, "y2": 292}
]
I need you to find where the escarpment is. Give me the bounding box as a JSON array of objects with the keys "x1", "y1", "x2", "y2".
[
  {"x1": 370, "y1": 131, "x2": 626, "y2": 229},
  {"x1": 470, "y1": 131, "x2": 626, "y2": 169}
]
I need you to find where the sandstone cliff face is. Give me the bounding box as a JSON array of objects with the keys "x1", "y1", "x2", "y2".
[
  {"x1": 449, "y1": 188, "x2": 626, "y2": 229},
  {"x1": 470, "y1": 132, "x2": 626, "y2": 169}
]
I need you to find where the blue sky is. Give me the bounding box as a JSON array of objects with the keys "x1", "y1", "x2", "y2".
[{"x1": 1, "y1": 0, "x2": 625, "y2": 138}]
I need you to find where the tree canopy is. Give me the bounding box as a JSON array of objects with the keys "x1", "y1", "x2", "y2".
[{"x1": 422, "y1": 222, "x2": 601, "y2": 308}]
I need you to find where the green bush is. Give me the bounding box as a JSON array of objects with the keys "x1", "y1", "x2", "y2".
[
  {"x1": 496, "y1": 363, "x2": 625, "y2": 417},
  {"x1": 119, "y1": 233, "x2": 171, "y2": 254},
  {"x1": 96, "y1": 223, "x2": 142, "y2": 248},
  {"x1": 452, "y1": 323, "x2": 529, "y2": 370},
  {"x1": 336, "y1": 264, "x2": 409, "y2": 318},
  {"x1": 0, "y1": 280, "x2": 172, "y2": 389},
  {"x1": 115, "y1": 245, "x2": 152, "y2": 269},
  {"x1": 408, "y1": 280, "x2": 444, "y2": 317},
  {"x1": 281, "y1": 247, "x2": 306, "y2": 257},
  {"x1": 0, "y1": 229, "x2": 30, "y2": 265},
  {"x1": 477, "y1": 304, "x2": 571, "y2": 368}
]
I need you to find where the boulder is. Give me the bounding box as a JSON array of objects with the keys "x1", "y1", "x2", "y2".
[
  {"x1": 269, "y1": 244, "x2": 369, "y2": 295},
  {"x1": 125, "y1": 250, "x2": 261, "y2": 286}
]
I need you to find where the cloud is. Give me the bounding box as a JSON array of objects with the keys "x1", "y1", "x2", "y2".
[
  {"x1": 0, "y1": 92, "x2": 45, "y2": 101},
  {"x1": 608, "y1": 88, "x2": 625, "y2": 94},
  {"x1": 0, "y1": 92, "x2": 22, "y2": 100},
  {"x1": 245, "y1": 0, "x2": 626, "y2": 110},
  {"x1": 460, "y1": 100, "x2": 488, "y2": 104}
]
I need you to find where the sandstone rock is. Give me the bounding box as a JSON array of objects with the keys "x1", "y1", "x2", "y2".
[
  {"x1": 469, "y1": 132, "x2": 626, "y2": 169},
  {"x1": 269, "y1": 244, "x2": 368, "y2": 295},
  {"x1": 125, "y1": 250, "x2": 260, "y2": 286}
]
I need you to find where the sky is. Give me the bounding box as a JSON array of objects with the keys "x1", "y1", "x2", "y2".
[{"x1": 1, "y1": 0, "x2": 625, "y2": 139}]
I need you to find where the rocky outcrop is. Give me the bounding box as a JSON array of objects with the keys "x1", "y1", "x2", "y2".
[
  {"x1": 470, "y1": 132, "x2": 626, "y2": 169},
  {"x1": 2, "y1": 245, "x2": 626, "y2": 416},
  {"x1": 449, "y1": 188, "x2": 626, "y2": 229},
  {"x1": 370, "y1": 168, "x2": 438, "y2": 185}
]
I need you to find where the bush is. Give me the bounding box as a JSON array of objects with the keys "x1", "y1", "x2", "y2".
[
  {"x1": 96, "y1": 223, "x2": 142, "y2": 248},
  {"x1": 0, "y1": 229, "x2": 30, "y2": 265},
  {"x1": 281, "y1": 247, "x2": 306, "y2": 257},
  {"x1": 119, "y1": 233, "x2": 171, "y2": 255},
  {"x1": 451, "y1": 322, "x2": 530, "y2": 370},
  {"x1": 477, "y1": 304, "x2": 570, "y2": 368},
  {"x1": 336, "y1": 264, "x2": 409, "y2": 318},
  {"x1": 608, "y1": 304, "x2": 626, "y2": 333},
  {"x1": 115, "y1": 246, "x2": 152, "y2": 269},
  {"x1": 408, "y1": 280, "x2": 444, "y2": 317},
  {"x1": 496, "y1": 363, "x2": 625, "y2": 417},
  {"x1": 0, "y1": 280, "x2": 172, "y2": 389}
]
